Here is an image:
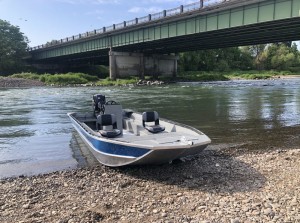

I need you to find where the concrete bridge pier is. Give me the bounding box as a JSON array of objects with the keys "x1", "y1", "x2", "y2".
[{"x1": 109, "y1": 51, "x2": 178, "y2": 80}]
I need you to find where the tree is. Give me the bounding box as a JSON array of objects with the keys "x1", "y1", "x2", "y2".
[
  {"x1": 0, "y1": 19, "x2": 29, "y2": 75},
  {"x1": 178, "y1": 47, "x2": 254, "y2": 72},
  {"x1": 263, "y1": 43, "x2": 300, "y2": 70},
  {"x1": 242, "y1": 44, "x2": 267, "y2": 70}
]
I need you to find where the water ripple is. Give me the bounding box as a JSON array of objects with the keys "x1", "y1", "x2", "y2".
[{"x1": 1, "y1": 81, "x2": 300, "y2": 178}]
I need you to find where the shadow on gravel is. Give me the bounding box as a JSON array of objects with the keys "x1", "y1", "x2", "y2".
[
  {"x1": 115, "y1": 149, "x2": 266, "y2": 194},
  {"x1": 73, "y1": 132, "x2": 266, "y2": 194}
]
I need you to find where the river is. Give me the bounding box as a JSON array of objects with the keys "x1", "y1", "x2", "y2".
[{"x1": 1, "y1": 78, "x2": 300, "y2": 178}]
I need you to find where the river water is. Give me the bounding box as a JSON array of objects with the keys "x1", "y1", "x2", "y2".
[{"x1": 1, "y1": 79, "x2": 300, "y2": 178}]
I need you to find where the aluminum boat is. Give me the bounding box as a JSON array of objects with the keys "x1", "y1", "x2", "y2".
[{"x1": 68, "y1": 94, "x2": 211, "y2": 167}]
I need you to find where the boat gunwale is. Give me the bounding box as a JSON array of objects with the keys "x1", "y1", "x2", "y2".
[
  {"x1": 69, "y1": 112, "x2": 154, "y2": 160},
  {"x1": 68, "y1": 112, "x2": 211, "y2": 151}
]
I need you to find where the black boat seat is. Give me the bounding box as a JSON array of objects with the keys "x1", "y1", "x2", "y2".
[
  {"x1": 97, "y1": 114, "x2": 121, "y2": 138},
  {"x1": 142, "y1": 111, "x2": 165, "y2": 133}
]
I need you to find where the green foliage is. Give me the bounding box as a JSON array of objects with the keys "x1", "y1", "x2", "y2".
[
  {"x1": 178, "y1": 71, "x2": 229, "y2": 81},
  {"x1": 0, "y1": 20, "x2": 29, "y2": 75},
  {"x1": 268, "y1": 44, "x2": 298, "y2": 70},
  {"x1": 178, "y1": 47, "x2": 254, "y2": 72},
  {"x1": 45, "y1": 73, "x2": 99, "y2": 85},
  {"x1": 178, "y1": 70, "x2": 297, "y2": 81},
  {"x1": 45, "y1": 74, "x2": 85, "y2": 85},
  {"x1": 225, "y1": 70, "x2": 294, "y2": 79},
  {"x1": 96, "y1": 77, "x2": 138, "y2": 86},
  {"x1": 227, "y1": 73, "x2": 273, "y2": 80},
  {"x1": 10, "y1": 72, "x2": 99, "y2": 85},
  {"x1": 11, "y1": 72, "x2": 41, "y2": 80},
  {"x1": 244, "y1": 43, "x2": 300, "y2": 71},
  {"x1": 179, "y1": 43, "x2": 300, "y2": 78}
]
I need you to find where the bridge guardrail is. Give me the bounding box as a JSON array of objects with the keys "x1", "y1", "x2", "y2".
[
  {"x1": 95, "y1": 28, "x2": 104, "y2": 34},
  {"x1": 166, "y1": 6, "x2": 182, "y2": 17},
  {"x1": 138, "y1": 15, "x2": 150, "y2": 24},
  {"x1": 183, "y1": 2, "x2": 200, "y2": 13},
  {"x1": 151, "y1": 11, "x2": 165, "y2": 21},
  {"x1": 28, "y1": 0, "x2": 227, "y2": 51},
  {"x1": 126, "y1": 18, "x2": 137, "y2": 26}
]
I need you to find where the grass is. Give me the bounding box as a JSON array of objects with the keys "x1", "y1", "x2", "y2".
[
  {"x1": 224, "y1": 70, "x2": 297, "y2": 80},
  {"x1": 8, "y1": 70, "x2": 300, "y2": 86},
  {"x1": 10, "y1": 72, "x2": 99, "y2": 85},
  {"x1": 10, "y1": 72, "x2": 41, "y2": 80},
  {"x1": 9, "y1": 72, "x2": 139, "y2": 86},
  {"x1": 177, "y1": 71, "x2": 229, "y2": 81},
  {"x1": 178, "y1": 70, "x2": 300, "y2": 81},
  {"x1": 95, "y1": 77, "x2": 138, "y2": 86}
]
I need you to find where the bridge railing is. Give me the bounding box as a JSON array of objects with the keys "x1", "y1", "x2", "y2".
[
  {"x1": 95, "y1": 28, "x2": 105, "y2": 34},
  {"x1": 204, "y1": 0, "x2": 223, "y2": 7},
  {"x1": 114, "y1": 22, "x2": 123, "y2": 29},
  {"x1": 151, "y1": 11, "x2": 165, "y2": 21},
  {"x1": 183, "y1": 2, "x2": 201, "y2": 13},
  {"x1": 138, "y1": 15, "x2": 150, "y2": 24},
  {"x1": 74, "y1": 34, "x2": 81, "y2": 40},
  {"x1": 28, "y1": 0, "x2": 228, "y2": 51},
  {"x1": 166, "y1": 6, "x2": 182, "y2": 17},
  {"x1": 126, "y1": 18, "x2": 137, "y2": 26}
]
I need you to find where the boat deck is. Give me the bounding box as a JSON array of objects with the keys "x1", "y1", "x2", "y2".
[
  {"x1": 115, "y1": 131, "x2": 207, "y2": 148},
  {"x1": 74, "y1": 112, "x2": 210, "y2": 149}
]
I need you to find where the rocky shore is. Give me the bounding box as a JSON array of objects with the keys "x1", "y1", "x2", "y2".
[
  {"x1": 1, "y1": 148, "x2": 299, "y2": 223},
  {"x1": 0, "y1": 77, "x2": 45, "y2": 88}
]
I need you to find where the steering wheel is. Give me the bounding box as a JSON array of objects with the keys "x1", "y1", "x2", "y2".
[{"x1": 105, "y1": 100, "x2": 119, "y2": 105}]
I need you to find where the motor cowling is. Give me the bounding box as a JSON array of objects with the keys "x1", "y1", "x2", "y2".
[{"x1": 93, "y1": 94, "x2": 106, "y2": 115}]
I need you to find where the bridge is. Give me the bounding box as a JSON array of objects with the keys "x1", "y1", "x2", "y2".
[{"x1": 27, "y1": 0, "x2": 300, "y2": 79}]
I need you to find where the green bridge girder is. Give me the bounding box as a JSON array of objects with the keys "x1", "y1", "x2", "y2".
[{"x1": 29, "y1": 0, "x2": 300, "y2": 64}]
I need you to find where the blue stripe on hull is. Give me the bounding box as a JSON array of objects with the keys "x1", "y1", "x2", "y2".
[{"x1": 73, "y1": 119, "x2": 150, "y2": 158}]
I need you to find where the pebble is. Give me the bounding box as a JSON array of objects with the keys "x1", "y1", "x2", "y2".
[
  {"x1": 161, "y1": 212, "x2": 167, "y2": 217},
  {"x1": 22, "y1": 204, "x2": 30, "y2": 209},
  {"x1": 152, "y1": 209, "x2": 159, "y2": 214},
  {"x1": 231, "y1": 219, "x2": 240, "y2": 223},
  {"x1": 0, "y1": 148, "x2": 299, "y2": 222}
]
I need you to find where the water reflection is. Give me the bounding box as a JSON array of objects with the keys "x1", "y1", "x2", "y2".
[{"x1": 0, "y1": 78, "x2": 300, "y2": 178}]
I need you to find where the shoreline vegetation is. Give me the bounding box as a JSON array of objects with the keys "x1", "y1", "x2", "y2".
[{"x1": 1, "y1": 70, "x2": 300, "y2": 88}]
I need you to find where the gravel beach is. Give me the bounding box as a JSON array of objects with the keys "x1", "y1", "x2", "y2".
[
  {"x1": 1, "y1": 147, "x2": 299, "y2": 223},
  {"x1": 0, "y1": 77, "x2": 45, "y2": 88}
]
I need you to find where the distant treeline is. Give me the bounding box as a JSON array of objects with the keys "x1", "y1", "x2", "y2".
[{"x1": 178, "y1": 42, "x2": 300, "y2": 73}]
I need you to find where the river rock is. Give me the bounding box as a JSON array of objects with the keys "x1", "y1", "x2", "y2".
[{"x1": 0, "y1": 148, "x2": 299, "y2": 222}]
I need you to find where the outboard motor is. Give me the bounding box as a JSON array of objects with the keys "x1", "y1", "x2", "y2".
[{"x1": 93, "y1": 94, "x2": 106, "y2": 116}]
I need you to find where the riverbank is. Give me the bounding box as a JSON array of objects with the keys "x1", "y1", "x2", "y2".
[
  {"x1": 0, "y1": 77, "x2": 45, "y2": 88},
  {"x1": 1, "y1": 147, "x2": 299, "y2": 223},
  {"x1": 275, "y1": 75, "x2": 300, "y2": 79},
  {"x1": 2, "y1": 71, "x2": 300, "y2": 88}
]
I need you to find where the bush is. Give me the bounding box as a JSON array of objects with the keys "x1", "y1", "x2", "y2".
[
  {"x1": 44, "y1": 73, "x2": 98, "y2": 85},
  {"x1": 10, "y1": 72, "x2": 41, "y2": 80},
  {"x1": 178, "y1": 71, "x2": 229, "y2": 81},
  {"x1": 288, "y1": 67, "x2": 300, "y2": 73},
  {"x1": 96, "y1": 77, "x2": 138, "y2": 86},
  {"x1": 9, "y1": 72, "x2": 99, "y2": 85}
]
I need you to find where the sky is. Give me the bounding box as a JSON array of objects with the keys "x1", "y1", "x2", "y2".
[
  {"x1": 0, "y1": 0, "x2": 196, "y2": 47},
  {"x1": 0, "y1": 0, "x2": 299, "y2": 48}
]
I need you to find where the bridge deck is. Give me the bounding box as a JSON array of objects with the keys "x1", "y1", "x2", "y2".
[{"x1": 28, "y1": 0, "x2": 300, "y2": 64}]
